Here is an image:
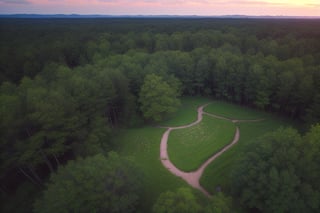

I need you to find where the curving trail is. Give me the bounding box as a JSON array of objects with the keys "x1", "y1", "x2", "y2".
[{"x1": 160, "y1": 103, "x2": 263, "y2": 196}]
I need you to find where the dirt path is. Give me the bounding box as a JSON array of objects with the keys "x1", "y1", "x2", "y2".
[{"x1": 160, "y1": 103, "x2": 263, "y2": 196}]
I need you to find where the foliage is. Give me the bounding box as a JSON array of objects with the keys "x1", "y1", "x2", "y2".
[
  {"x1": 1, "y1": 182, "x2": 40, "y2": 213},
  {"x1": 152, "y1": 187, "x2": 202, "y2": 213},
  {"x1": 139, "y1": 74, "x2": 181, "y2": 122},
  {"x1": 205, "y1": 192, "x2": 233, "y2": 213},
  {"x1": 0, "y1": 64, "x2": 133, "y2": 188},
  {"x1": 34, "y1": 152, "x2": 144, "y2": 213},
  {"x1": 1, "y1": 19, "x2": 320, "y2": 124},
  {"x1": 152, "y1": 188, "x2": 234, "y2": 213},
  {"x1": 232, "y1": 127, "x2": 320, "y2": 212}
]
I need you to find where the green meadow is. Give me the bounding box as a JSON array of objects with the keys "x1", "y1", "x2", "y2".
[
  {"x1": 159, "y1": 96, "x2": 211, "y2": 127},
  {"x1": 204, "y1": 100, "x2": 267, "y2": 120},
  {"x1": 113, "y1": 127, "x2": 187, "y2": 212},
  {"x1": 113, "y1": 97, "x2": 294, "y2": 210},
  {"x1": 167, "y1": 116, "x2": 235, "y2": 171},
  {"x1": 113, "y1": 97, "x2": 211, "y2": 210}
]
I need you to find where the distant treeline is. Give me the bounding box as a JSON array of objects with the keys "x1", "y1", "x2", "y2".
[
  {"x1": 1, "y1": 18, "x2": 319, "y2": 118},
  {"x1": 1, "y1": 18, "x2": 320, "y2": 201},
  {"x1": 1, "y1": 18, "x2": 320, "y2": 82}
]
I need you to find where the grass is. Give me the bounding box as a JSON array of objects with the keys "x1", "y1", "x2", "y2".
[
  {"x1": 167, "y1": 116, "x2": 236, "y2": 171},
  {"x1": 112, "y1": 97, "x2": 214, "y2": 211},
  {"x1": 112, "y1": 97, "x2": 295, "y2": 211},
  {"x1": 200, "y1": 116, "x2": 292, "y2": 194},
  {"x1": 159, "y1": 96, "x2": 211, "y2": 127},
  {"x1": 113, "y1": 127, "x2": 188, "y2": 212},
  {"x1": 204, "y1": 100, "x2": 267, "y2": 120}
]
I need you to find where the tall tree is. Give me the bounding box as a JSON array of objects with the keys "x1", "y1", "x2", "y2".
[
  {"x1": 205, "y1": 192, "x2": 233, "y2": 213},
  {"x1": 139, "y1": 74, "x2": 181, "y2": 122},
  {"x1": 232, "y1": 127, "x2": 320, "y2": 212},
  {"x1": 152, "y1": 188, "x2": 202, "y2": 213},
  {"x1": 34, "y1": 152, "x2": 144, "y2": 213}
]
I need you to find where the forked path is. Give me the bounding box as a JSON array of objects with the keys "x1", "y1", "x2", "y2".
[{"x1": 160, "y1": 104, "x2": 263, "y2": 196}]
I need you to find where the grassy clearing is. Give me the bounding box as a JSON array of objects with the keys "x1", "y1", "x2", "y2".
[
  {"x1": 168, "y1": 116, "x2": 236, "y2": 171},
  {"x1": 159, "y1": 96, "x2": 211, "y2": 127},
  {"x1": 112, "y1": 97, "x2": 214, "y2": 211},
  {"x1": 113, "y1": 127, "x2": 188, "y2": 212},
  {"x1": 200, "y1": 116, "x2": 292, "y2": 194},
  {"x1": 112, "y1": 97, "x2": 295, "y2": 210},
  {"x1": 204, "y1": 101, "x2": 266, "y2": 120}
]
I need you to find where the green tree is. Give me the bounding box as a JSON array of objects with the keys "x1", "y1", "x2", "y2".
[
  {"x1": 152, "y1": 187, "x2": 202, "y2": 213},
  {"x1": 139, "y1": 74, "x2": 180, "y2": 122},
  {"x1": 34, "y1": 152, "x2": 144, "y2": 213},
  {"x1": 232, "y1": 127, "x2": 320, "y2": 213},
  {"x1": 205, "y1": 192, "x2": 233, "y2": 213},
  {"x1": 72, "y1": 116, "x2": 111, "y2": 157}
]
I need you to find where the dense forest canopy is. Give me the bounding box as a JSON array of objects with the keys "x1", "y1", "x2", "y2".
[
  {"x1": 1, "y1": 18, "x2": 320, "y2": 82},
  {"x1": 1, "y1": 18, "x2": 320, "y2": 212}
]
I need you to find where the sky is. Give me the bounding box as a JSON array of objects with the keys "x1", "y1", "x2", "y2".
[{"x1": 0, "y1": 0, "x2": 319, "y2": 16}]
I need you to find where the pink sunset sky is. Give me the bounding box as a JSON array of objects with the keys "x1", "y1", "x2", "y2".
[{"x1": 0, "y1": 0, "x2": 319, "y2": 16}]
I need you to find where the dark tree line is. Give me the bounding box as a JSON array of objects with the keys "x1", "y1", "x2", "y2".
[
  {"x1": 1, "y1": 18, "x2": 319, "y2": 83},
  {"x1": 96, "y1": 48, "x2": 320, "y2": 122},
  {"x1": 34, "y1": 152, "x2": 144, "y2": 213},
  {"x1": 232, "y1": 125, "x2": 320, "y2": 212},
  {"x1": 1, "y1": 64, "x2": 135, "y2": 192}
]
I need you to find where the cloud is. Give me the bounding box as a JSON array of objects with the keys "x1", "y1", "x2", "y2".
[
  {"x1": 97, "y1": 0, "x2": 117, "y2": 2},
  {"x1": 307, "y1": 3, "x2": 320, "y2": 8},
  {"x1": 226, "y1": 0, "x2": 287, "y2": 6},
  {"x1": 1, "y1": 0, "x2": 319, "y2": 16},
  {"x1": 95, "y1": 0, "x2": 208, "y2": 4},
  {"x1": 0, "y1": 0, "x2": 30, "y2": 4}
]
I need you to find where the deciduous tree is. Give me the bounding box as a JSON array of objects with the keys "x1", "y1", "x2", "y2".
[
  {"x1": 232, "y1": 127, "x2": 320, "y2": 212},
  {"x1": 34, "y1": 152, "x2": 144, "y2": 213},
  {"x1": 205, "y1": 192, "x2": 233, "y2": 213},
  {"x1": 139, "y1": 74, "x2": 180, "y2": 122},
  {"x1": 152, "y1": 188, "x2": 202, "y2": 213}
]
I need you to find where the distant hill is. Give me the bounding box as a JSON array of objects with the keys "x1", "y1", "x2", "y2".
[{"x1": 0, "y1": 14, "x2": 319, "y2": 19}]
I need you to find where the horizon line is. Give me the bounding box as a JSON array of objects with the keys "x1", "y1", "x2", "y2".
[{"x1": 1, "y1": 14, "x2": 320, "y2": 19}]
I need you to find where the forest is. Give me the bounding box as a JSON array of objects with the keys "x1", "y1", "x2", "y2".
[{"x1": 1, "y1": 18, "x2": 320, "y2": 212}]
